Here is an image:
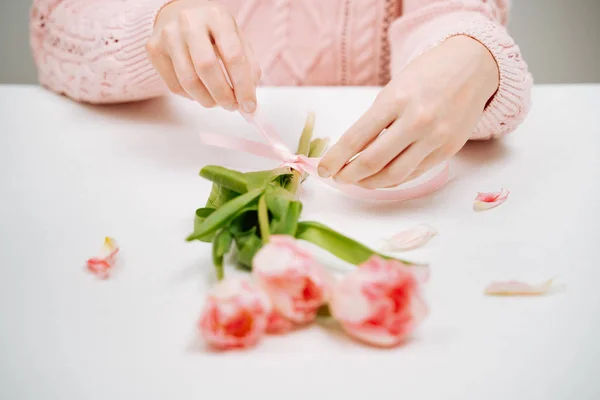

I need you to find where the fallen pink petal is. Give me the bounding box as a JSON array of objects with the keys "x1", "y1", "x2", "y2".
[
  {"x1": 473, "y1": 188, "x2": 509, "y2": 211},
  {"x1": 86, "y1": 237, "x2": 119, "y2": 279},
  {"x1": 383, "y1": 224, "x2": 438, "y2": 252},
  {"x1": 484, "y1": 279, "x2": 559, "y2": 296}
]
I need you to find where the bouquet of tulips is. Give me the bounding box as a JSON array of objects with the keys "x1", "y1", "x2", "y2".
[{"x1": 187, "y1": 113, "x2": 429, "y2": 349}]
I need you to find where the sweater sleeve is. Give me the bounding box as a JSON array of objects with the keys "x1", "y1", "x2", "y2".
[
  {"x1": 30, "y1": 0, "x2": 174, "y2": 104},
  {"x1": 390, "y1": 0, "x2": 532, "y2": 139}
]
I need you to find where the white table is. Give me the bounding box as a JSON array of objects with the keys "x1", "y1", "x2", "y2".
[{"x1": 1, "y1": 85, "x2": 599, "y2": 400}]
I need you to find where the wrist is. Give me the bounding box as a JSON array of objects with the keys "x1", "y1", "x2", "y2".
[
  {"x1": 461, "y1": 35, "x2": 500, "y2": 101},
  {"x1": 477, "y1": 42, "x2": 500, "y2": 101},
  {"x1": 444, "y1": 35, "x2": 499, "y2": 103}
]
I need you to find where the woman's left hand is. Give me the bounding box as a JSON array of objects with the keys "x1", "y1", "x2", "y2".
[{"x1": 318, "y1": 35, "x2": 499, "y2": 188}]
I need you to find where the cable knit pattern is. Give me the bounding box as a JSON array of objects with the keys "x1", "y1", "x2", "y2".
[
  {"x1": 378, "y1": 0, "x2": 399, "y2": 84},
  {"x1": 345, "y1": 0, "x2": 384, "y2": 85},
  {"x1": 390, "y1": 0, "x2": 533, "y2": 138},
  {"x1": 30, "y1": 0, "x2": 175, "y2": 103},
  {"x1": 29, "y1": 0, "x2": 532, "y2": 138},
  {"x1": 264, "y1": 0, "x2": 292, "y2": 79},
  {"x1": 221, "y1": 0, "x2": 337, "y2": 85}
]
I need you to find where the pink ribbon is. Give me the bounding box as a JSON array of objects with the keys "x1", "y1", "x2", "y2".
[{"x1": 199, "y1": 109, "x2": 449, "y2": 201}]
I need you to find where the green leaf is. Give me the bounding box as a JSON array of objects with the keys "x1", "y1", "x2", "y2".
[
  {"x1": 194, "y1": 207, "x2": 215, "y2": 224},
  {"x1": 228, "y1": 211, "x2": 258, "y2": 237},
  {"x1": 193, "y1": 207, "x2": 216, "y2": 243},
  {"x1": 206, "y1": 183, "x2": 240, "y2": 209},
  {"x1": 274, "y1": 173, "x2": 293, "y2": 188},
  {"x1": 236, "y1": 233, "x2": 263, "y2": 270},
  {"x1": 265, "y1": 185, "x2": 294, "y2": 219},
  {"x1": 187, "y1": 188, "x2": 264, "y2": 241},
  {"x1": 244, "y1": 168, "x2": 292, "y2": 191},
  {"x1": 212, "y1": 229, "x2": 233, "y2": 280},
  {"x1": 264, "y1": 184, "x2": 302, "y2": 235},
  {"x1": 233, "y1": 226, "x2": 258, "y2": 249},
  {"x1": 200, "y1": 165, "x2": 248, "y2": 193},
  {"x1": 271, "y1": 201, "x2": 302, "y2": 235},
  {"x1": 194, "y1": 207, "x2": 257, "y2": 243},
  {"x1": 295, "y1": 221, "x2": 413, "y2": 266},
  {"x1": 230, "y1": 213, "x2": 262, "y2": 270}
]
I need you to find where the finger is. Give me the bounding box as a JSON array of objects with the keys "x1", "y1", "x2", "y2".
[
  {"x1": 254, "y1": 63, "x2": 262, "y2": 84},
  {"x1": 162, "y1": 27, "x2": 216, "y2": 107},
  {"x1": 400, "y1": 123, "x2": 466, "y2": 184},
  {"x1": 182, "y1": 23, "x2": 237, "y2": 110},
  {"x1": 146, "y1": 38, "x2": 192, "y2": 100},
  {"x1": 357, "y1": 139, "x2": 439, "y2": 190},
  {"x1": 208, "y1": 11, "x2": 256, "y2": 113},
  {"x1": 318, "y1": 94, "x2": 400, "y2": 178},
  {"x1": 401, "y1": 145, "x2": 453, "y2": 184},
  {"x1": 241, "y1": 34, "x2": 261, "y2": 84},
  {"x1": 251, "y1": 64, "x2": 262, "y2": 86},
  {"x1": 341, "y1": 102, "x2": 443, "y2": 185},
  {"x1": 333, "y1": 117, "x2": 420, "y2": 184}
]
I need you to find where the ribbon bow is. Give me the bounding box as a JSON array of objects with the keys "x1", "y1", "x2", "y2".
[{"x1": 199, "y1": 109, "x2": 449, "y2": 201}]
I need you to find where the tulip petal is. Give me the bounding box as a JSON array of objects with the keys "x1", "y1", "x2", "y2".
[
  {"x1": 266, "y1": 311, "x2": 295, "y2": 334},
  {"x1": 474, "y1": 188, "x2": 509, "y2": 211},
  {"x1": 484, "y1": 279, "x2": 559, "y2": 296},
  {"x1": 86, "y1": 237, "x2": 119, "y2": 279},
  {"x1": 330, "y1": 256, "x2": 428, "y2": 347},
  {"x1": 199, "y1": 278, "x2": 272, "y2": 350},
  {"x1": 409, "y1": 265, "x2": 431, "y2": 285},
  {"x1": 253, "y1": 235, "x2": 333, "y2": 324},
  {"x1": 383, "y1": 224, "x2": 438, "y2": 252}
]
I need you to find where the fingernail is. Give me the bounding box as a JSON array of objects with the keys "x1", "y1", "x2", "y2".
[
  {"x1": 242, "y1": 100, "x2": 256, "y2": 113},
  {"x1": 318, "y1": 166, "x2": 330, "y2": 178},
  {"x1": 224, "y1": 103, "x2": 237, "y2": 112}
]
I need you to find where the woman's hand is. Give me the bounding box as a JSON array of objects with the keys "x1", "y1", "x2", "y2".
[
  {"x1": 147, "y1": 0, "x2": 260, "y2": 112},
  {"x1": 318, "y1": 36, "x2": 499, "y2": 188}
]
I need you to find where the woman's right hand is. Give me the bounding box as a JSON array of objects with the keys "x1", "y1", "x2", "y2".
[{"x1": 147, "y1": 0, "x2": 260, "y2": 112}]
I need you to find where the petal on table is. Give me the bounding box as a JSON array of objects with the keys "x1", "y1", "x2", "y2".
[
  {"x1": 383, "y1": 224, "x2": 438, "y2": 252},
  {"x1": 484, "y1": 279, "x2": 558, "y2": 296},
  {"x1": 473, "y1": 188, "x2": 509, "y2": 211},
  {"x1": 86, "y1": 237, "x2": 119, "y2": 279}
]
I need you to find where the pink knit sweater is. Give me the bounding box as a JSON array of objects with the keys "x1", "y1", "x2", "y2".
[{"x1": 30, "y1": 0, "x2": 532, "y2": 139}]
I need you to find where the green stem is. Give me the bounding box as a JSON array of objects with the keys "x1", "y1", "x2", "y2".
[
  {"x1": 286, "y1": 170, "x2": 302, "y2": 196},
  {"x1": 284, "y1": 112, "x2": 317, "y2": 193},
  {"x1": 258, "y1": 195, "x2": 270, "y2": 244},
  {"x1": 212, "y1": 229, "x2": 233, "y2": 281},
  {"x1": 296, "y1": 112, "x2": 315, "y2": 156},
  {"x1": 308, "y1": 138, "x2": 330, "y2": 158},
  {"x1": 316, "y1": 304, "x2": 332, "y2": 317},
  {"x1": 215, "y1": 260, "x2": 225, "y2": 281}
]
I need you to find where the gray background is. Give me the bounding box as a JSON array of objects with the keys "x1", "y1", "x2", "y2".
[{"x1": 1, "y1": 0, "x2": 599, "y2": 84}]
